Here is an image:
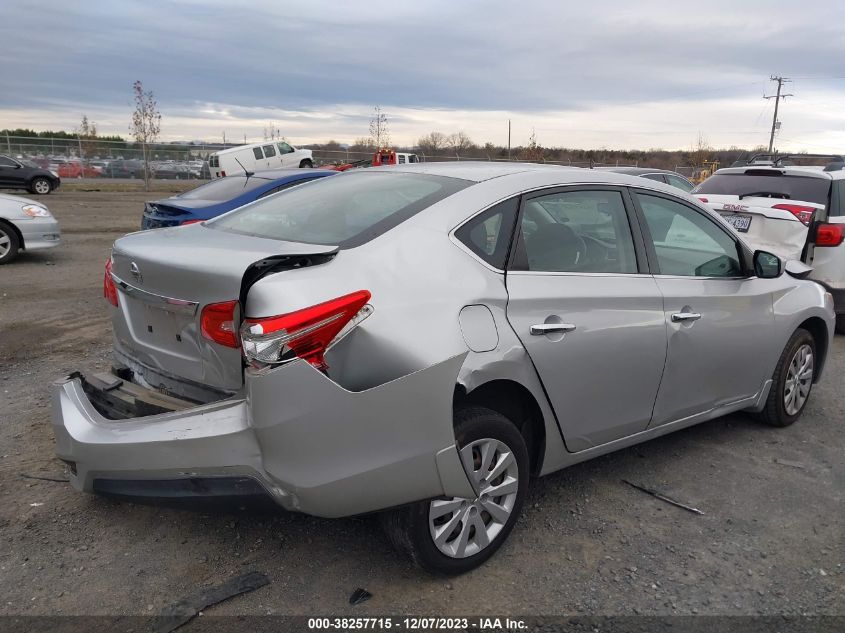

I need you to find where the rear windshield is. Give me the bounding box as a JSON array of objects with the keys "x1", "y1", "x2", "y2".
[
  {"x1": 178, "y1": 176, "x2": 272, "y2": 201},
  {"x1": 693, "y1": 173, "x2": 830, "y2": 205},
  {"x1": 208, "y1": 171, "x2": 471, "y2": 247}
]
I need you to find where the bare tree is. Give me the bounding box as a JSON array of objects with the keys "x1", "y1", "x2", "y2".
[
  {"x1": 76, "y1": 115, "x2": 98, "y2": 160},
  {"x1": 517, "y1": 128, "x2": 544, "y2": 162},
  {"x1": 446, "y1": 131, "x2": 474, "y2": 156},
  {"x1": 369, "y1": 106, "x2": 390, "y2": 149},
  {"x1": 130, "y1": 80, "x2": 162, "y2": 191},
  {"x1": 417, "y1": 131, "x2": 447, "y2": 155}
]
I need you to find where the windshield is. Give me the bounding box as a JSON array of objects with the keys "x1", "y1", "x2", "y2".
[
  {"x1": 178, "y1": 176, "x2": 272, "y2": 201},
  {"x1": 208, "y1": 171, "x2": 471, "y2": 247},
  {"x1": 693, "y1": 173, "x2": 830, "y2": 205}
]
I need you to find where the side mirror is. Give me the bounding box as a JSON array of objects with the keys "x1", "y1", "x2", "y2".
[{"x1": 753, "y1": 250, "x2": 782, "y2": 278}]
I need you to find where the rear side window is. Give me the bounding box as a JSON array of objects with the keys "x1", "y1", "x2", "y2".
[
  {"x1": 455, "y1": 198, "x2": 519, "y2": 269},
  {"x1": 694, "y1": 173, "x2": 830, "y2": 205},
  {"x1": 252, "y1": 147, "x2": 263, "y2": 160},
  {"x1": 262, "y1": 144, "x2": 276, "y2": 158},
  {"x1": 209, "y1": 171, "x2": 471, "y2": 247},
  {"x1": 517, "y1": 190, "x2": 638, "y2": 274},
  {"x1": 832, "y1": 181, "x2": 845, "y2": 217},
  {"x1": 666, "y1": 174, "x2": 694, "y2": 192},
  {"x1": 641, "y1": 173, "x2": 666, "y2": 183}
]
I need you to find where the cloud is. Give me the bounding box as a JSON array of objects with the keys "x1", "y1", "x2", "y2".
[{"x1": 1, "y1": 0, "x2": 844, "y2": 150}]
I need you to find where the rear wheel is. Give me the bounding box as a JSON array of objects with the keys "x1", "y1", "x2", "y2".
[
  {"x1": 30, "y1": 177, "x2": 52, "y2": 194},
  {"x1": 757, "y1": 328, "x2": 815, "y2": 427},
  {"x1": 382, "y1": 406, "x2": 528, "y2": 575},
  {"x1": 0, "y1": 221, "x2": 21, "y2": 264}
]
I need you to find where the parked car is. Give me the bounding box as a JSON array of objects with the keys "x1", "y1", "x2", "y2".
[
  {"x1": 53, "y1": 163, "x2": 834, "y2": 574},
  {"x1": 152, "y1": 163, "x2": 191, "y2": 180},
  {"x1": 102, "y1": 159, "x2": 145, "y2": 179},
  {"x1": 693, "y1": 154, "x2": 845, "y2": 332},
  {"x1": 0, "y1": 192, "x2": 61, "y2": 263},
  {"x1": 0, "y1": 154, "x2": 60, "y2": 194},
  {"x1": 598, "y1": 166, "x2": 695, "y2": 192},
  {"x1": 141, "y1": 169, "x2": 336, "y2": 229},
  {"x1": 57, "y1": 161, "x2": 101, "y2": 179},
  {"x1": 209, "y1": 141, "x2": 313, "y2": 178}
]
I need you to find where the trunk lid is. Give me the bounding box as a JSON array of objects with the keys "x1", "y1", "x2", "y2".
[
  {"x1": 698, "y1": 194, "x2": 822, "y2": 260},
  {"x1": 110, "y1": 224, "x2": 337, "y2": 395}
]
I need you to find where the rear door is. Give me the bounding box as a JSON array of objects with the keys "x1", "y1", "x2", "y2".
[
  {"x1": 505, "y1": 187, "x2": 667, "y2": 451},
  {"x1": 631, "y1": 190, "x2": 776, "y2": 425}
]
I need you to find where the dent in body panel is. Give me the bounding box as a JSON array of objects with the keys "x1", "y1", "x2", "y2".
[{"x1": 246, "y1": 353, "x2": 475, "y2": 517}]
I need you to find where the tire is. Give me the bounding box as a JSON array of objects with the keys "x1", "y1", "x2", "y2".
[
  {"x1": 299, "y1": 159, "x2": 313, "y2": 168},
  {"x1": 30, "y1": 177, "x2": 52, "y2": 195},
  {"x1": 381, "y1": 406, "x2": 529, "y2": 575},
  {"x1": 836, "y1": 315, "x2": 845, "y2": 335},
  {"x1": 757, "y1": 328, "x2": 816, "y2": 427},
  {"x1": 0, "y1": 221, "x2": 21, "y2": 264}
]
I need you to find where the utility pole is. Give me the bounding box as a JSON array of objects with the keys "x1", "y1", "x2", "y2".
[
  {"x1": 764, "y1": 76, "x2": 793, "y2": 153},
  {"x1": 507, "y1": 119, "x2": 511, "y2": 160}
]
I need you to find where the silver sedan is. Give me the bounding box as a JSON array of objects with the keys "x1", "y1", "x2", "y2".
[
  {"x1": 0, "y1": 192, "x2": 61, "y2": 263},
  {"x1": 52, "y1": 163, "x2": 834, "y2": 574}
]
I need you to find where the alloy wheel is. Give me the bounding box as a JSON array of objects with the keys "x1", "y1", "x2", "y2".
[
  {"x1": 428, "y1": 438, "x2": 519, "y2": 559},
  {"x1": 0, "y1": 228, "x2": 10, "y2": 258},
  {"x1": 784, "y1": 343, "x2": 813, "y2": 416},
  {"x1": 34, "y1": 179, "x2": 50, "y2": 194}
]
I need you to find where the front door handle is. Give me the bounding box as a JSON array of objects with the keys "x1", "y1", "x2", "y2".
[
  {"x1": 671, "y1": 312, "x2": 702, "y2": 323},
  {"x1": 530, "y1": 323, "x2": 576, "y2": 335}
]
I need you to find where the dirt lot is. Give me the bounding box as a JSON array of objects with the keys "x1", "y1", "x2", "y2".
[{"x1": 0, "y1": 188, "x2": 843, "y2": 618}]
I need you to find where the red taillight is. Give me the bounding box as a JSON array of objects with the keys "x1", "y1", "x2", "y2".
[
  {"x1": 696, "y1": 197, "x2": 708, "y2": 203},
  {"x1": 241, "y1": 290, "x2": 372, "y2": 370},
  {"x1": 201, "y1": 300, "x2": 239, "y2": 348},
  {"x1": 815, "y1": 223, "x2": 844, "y2": 247},
  {"x1": 180, "y1": 219, "x2": 203, "y2": 226},
  {"x1": 220, "y1": 170, "x2": 226, "y2": 177},
  {"x1": 103, "y1": 259, "x2": 118, "y2": 307},
  {"x1": 772, "y1": 203, "x2": 816, "y2": 226}
]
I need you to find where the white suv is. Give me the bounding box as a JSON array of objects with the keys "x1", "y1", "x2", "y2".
[{"x1": 693, "y1": 155, "x2": 845, "y2": 333}]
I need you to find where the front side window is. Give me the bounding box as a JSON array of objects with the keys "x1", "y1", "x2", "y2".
[
  {"x1": 636, "y1": 193, "x2": 742, "y2": 277},
  {"x1": 262, "y1": 144, "x2": 276, "y2": 158},
  {"x1": 277, "y1": 142, "x2": 294, "y2": 154},
  {"x1": 252, "y1": 147, "x2": 263, "y2": 160},
  {"x1": 209, "y1": 171, "x2": 471, "y2": 247},
  {"x1": 0, "y1": 156, "x2": 18, "y2": 167},
  {"x1": 518, "y1": 190, "x2": 637, "y2": 274},
  {"x1": 455, "y1": 197, "x2": 519, "y2": 269}
]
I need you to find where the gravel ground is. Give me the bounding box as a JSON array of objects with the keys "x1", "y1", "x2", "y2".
[{"x1": 0, "y1": 189, "x2": 843, "y2": 618}]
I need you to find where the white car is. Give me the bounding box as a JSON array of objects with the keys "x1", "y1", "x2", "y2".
[
  {"x1": 693, "y1": 155, "x2": 845, "y2": 332},
  {"x1": 0, "y1": 192, "x2": 61, "y2": 263},
  {"x1": 208, "y1": 141, "x2": 313, "y2": 178}
]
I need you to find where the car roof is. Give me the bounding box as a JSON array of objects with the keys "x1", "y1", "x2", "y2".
[
  {"x1": 596, "y1": 166, "x2": 687, "y2": 178},
  {"x1": 713, "y1": 165, "x2": 845, "y2": 180},
  {"x1": 372, "y1": 161, "x2": 578, "y2": 182}
]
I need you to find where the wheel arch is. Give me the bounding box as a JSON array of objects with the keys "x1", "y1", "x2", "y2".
[
  {"x1": 454, "y1": 379, "x2": 546, "y2": 476},
  {"x1": 797, "y1": 316, "x2": 829, "y2": 382}
]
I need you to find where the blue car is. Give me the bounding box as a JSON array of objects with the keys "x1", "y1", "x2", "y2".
[{"x1": 141, "y1": 169, "x2": 336, "y2": 230}]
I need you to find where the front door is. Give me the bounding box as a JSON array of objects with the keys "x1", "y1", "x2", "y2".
[
  {"x1": 631, "y1": 190, "x2": 776, "y2": 425},
  {"x1": 505, "y1": 187, "x2": 667, "y2": 451},
  {"x1": 0, "y1": 156, "x2": 23, "y2": 186}
]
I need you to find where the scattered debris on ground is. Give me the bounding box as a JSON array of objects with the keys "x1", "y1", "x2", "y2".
[{"x1": 622, "y1": 480, "x2": 705, "y2": 515}]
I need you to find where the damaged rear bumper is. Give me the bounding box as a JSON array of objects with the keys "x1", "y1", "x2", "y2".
[{"x1": 51, "y1": 355, "x2": 475, "y2": 518}]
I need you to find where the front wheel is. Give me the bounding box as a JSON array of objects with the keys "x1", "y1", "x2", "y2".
[
  {"x1": 299, "y1": 159, "x2": 313, "y2": 168},
  {"x1": 0, "y1": 221, "x2": 21, "y2": 264},
  {"x1": 382, "y1": 406, "x2": 528, "y2": 575},
  {"x1": 757, "y1": 328, "x2": 816, "y2": 427}
]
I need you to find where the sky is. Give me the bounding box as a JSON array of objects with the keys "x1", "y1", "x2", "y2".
[{"x1": 2, "y1": 0, "x2": 845, "y2": 152}]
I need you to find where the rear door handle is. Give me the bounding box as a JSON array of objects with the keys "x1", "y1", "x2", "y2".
[
  {"x1": 671, "y1": 312, "x2": 702, "y2": 322},
  {"x1": 530, "y1": 323, "x2": 576, "y2": 335}
]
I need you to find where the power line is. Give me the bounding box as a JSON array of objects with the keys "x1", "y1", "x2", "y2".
[{"x1": 764, "y1": 76, "x2": 793, "y2": 152}]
